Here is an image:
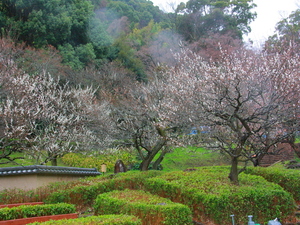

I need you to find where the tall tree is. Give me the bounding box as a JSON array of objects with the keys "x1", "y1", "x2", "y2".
[
  {"x1": 264, "y1": 9, "x2": 300, "y2": 53},
  {"x1": 175, "y1": 0, "x2": 257, "y2": 42},
  {"x1": 167, "y1": 47, "x2": 300, "y2": 184},
  {"x1": 106, "y1": 0, "x2": 166, "y2": 28},
  {"x1": 1, "y1": 0, "x2": 94, "y2": 47}
]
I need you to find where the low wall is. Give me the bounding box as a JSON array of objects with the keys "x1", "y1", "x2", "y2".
[
  {"x1": 0, "y1": 174, "x2": 87, "y2": 191},
  {"x1": 0, "y1": 165, "x2": 101, "y2": 191}
]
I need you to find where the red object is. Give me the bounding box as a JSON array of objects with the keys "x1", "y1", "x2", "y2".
[{"x1": 0, "y1": 213, "x2": 78, "y2": 225}]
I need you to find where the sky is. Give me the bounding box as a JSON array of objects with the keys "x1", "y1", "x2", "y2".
[
  {"x1": 151, "y1": 0, "x2": 299, "y2": 46},
  {"x1": 245, "y1": 0, "x2": 299, "y2": 46}
]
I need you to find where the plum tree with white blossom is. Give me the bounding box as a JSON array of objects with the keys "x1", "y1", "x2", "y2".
[
  {"x1": 0, "y1": 39, "x2": 101, "y2": 165},
  {"x1": 108, "y1": 71, "x2": 191, "y2": 171},
  {"x1": 167, "y1": 47, "x2": 300, "y2": 184}
]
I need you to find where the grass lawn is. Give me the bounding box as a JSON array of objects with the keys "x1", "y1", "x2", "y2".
[
  {"x1": 1, "y1": 146, "x2": 230, "y2": 171},
  {"x1": 159, "y1": 146, "x2": 230, "y2": 171}
]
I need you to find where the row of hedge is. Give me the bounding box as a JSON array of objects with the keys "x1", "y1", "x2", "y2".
[
  {"x1": 0, "y1": 203, "x2": 76, "y2": 221},
  {"x1": 0, "y1": 175, "x2": 110, "y2": 205},
  {"x1": 62, "y1": 151, "x2": 137, "y2": 173},
  {"x1": 142, "y1": 167, "x2": 296, "y2": 224},
  {"x1": 1, "y1": 166, "x2": 299, "y2": 225},
  {"x1": 28, "y1": 215, "x2": 142, "y2": 225},
  {"x1": 42, "y1": 167, "x2": 297, "y2": 225},
  {"x1": 94, "y1": 189, "x2": 193, "y2": 225},
  {"x1": 45, "y1": 171, "x2": 163, "y2": 210},
  {"x1": 245, "y1": 166, "x2": 300, "y2": 202},
  {"x1": 0, "y1": 170, "x2": 156, "y2": 206}
]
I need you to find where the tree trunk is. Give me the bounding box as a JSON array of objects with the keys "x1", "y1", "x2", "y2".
[
  {"x1": 152, "y1": 147, "x2": 169, "y2": 170},
  {"x1": 140, "y1": 156, "x2": 153, "y2": 171},
  {"x1": 139, "y1": 139, "x2": 166, "y2": 171},
  {"x1": 293, "y1": 143, "x2": 300, "y2": 158},
  {"x1": 51, "y1": 155, "x2": 58, "y2": 166},
  {"x1": 252, "y1": 153, "x2": 265, "y2": 167},
  {"x1": 228, "y1": 156, "x2": 239, "y2": 185}
]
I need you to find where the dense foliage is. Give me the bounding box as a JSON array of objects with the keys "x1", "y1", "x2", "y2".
[
  {"x1": 265, "y1": 9, "x2": 300, "y2": 53},
  {"x1": 0, "y1": 0, "x2": 256, "y2": 74},
  {"x1": 175, "y1": 0, "x2": 256, "y2": 41}
]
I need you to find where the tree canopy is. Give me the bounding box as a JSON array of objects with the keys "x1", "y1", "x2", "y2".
[
  {"x1": 0, "y1": 0, "x2": 257, "y2": 76},
  {"x1": 264, "y1": 9, "x2": 300, "y2": 53},
  {"x1": 175, "y1": 0, "x2": 257, "y2": 42}
]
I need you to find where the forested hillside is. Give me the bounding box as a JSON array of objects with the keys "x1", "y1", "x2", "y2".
[{"x1": 0, "y1": 0, "x2": 256, "y2": 79}]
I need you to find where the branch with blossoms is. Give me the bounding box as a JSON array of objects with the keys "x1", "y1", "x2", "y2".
[
  {"x1": 165, "y1": 47, "x2": 300, "y2": 184},
  {"x1": 108, "y1": 70, "x2": 192, "y2": 171},
  {"x1": 0, "y1": 50, "x2": 104, "y2": 165}
]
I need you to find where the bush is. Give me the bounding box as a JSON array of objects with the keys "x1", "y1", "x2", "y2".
[
  {"x1": 0, "y1": 203, "x2": 76, "y2": 221},
  {"x1": 28, "y1": 214, "x2": 142, "y2": 225},
  {"x1": 94, "y1": 189, "x2": 193, "y2": 225},
  {"x1": 245, "y1": 166, "x2": 300, "y2": 201},
  {"x1": 45, "y1": 171, "x2": 163, "y2": 210},
  {"x1": 0, "y1": 171, "x2": 162, "y2": 207},
  {"x1": 62, "y1": 150, "x2": 138, "y2": 172},
  {"x1": 0, "y1": 188, "x2": 38, "y2": 205},
  {"x1": 143, "y1": 167, "x2": 295, "y2": 225},
  {"x1": 1, "y1": 167, "x2": 296, "y2": 225},
  {"x1": 0, "y1": 177, "x2": 107, "y2": 205}
]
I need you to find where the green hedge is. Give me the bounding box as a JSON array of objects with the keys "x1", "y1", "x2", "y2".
[
  {"x1": 94, "y1": 189, "x2": 193, "y2": 225},
  {"x1": 1, "y1": 167, "x2": 297, "y2": 225},
  {"x1": 143, "y1": 167, "x2": 295, "y2": 225},
  {"x1": 45, "y1": 171, "x2": 163, "y2": 209},
  {"x1": 28, "y1": 215, "x2": 142, "y2": 225},
  {"x1": 245, "y1": 166, "x2": 300, "y2": 201},
  {"x1": 0, "y1": 203, "x2": 76, "y2": 221},
  {"x1": 62, "y1": 151, "x2": 137, "y2": 172},
  {"x1": 0, "y1": 177, "x2": 106, "y2": 205}
]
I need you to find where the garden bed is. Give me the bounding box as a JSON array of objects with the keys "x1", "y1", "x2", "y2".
[
  {"x1": 94, "y1": 189, "x2": 193, "y2": 225},
  {"x1": 0, "y1": 213, "x2": 78, "y2": 225}
]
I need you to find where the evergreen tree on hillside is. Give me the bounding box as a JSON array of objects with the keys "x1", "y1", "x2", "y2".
[{"x1": 174, "y1": 0, "x2": 256, "y2": 42}]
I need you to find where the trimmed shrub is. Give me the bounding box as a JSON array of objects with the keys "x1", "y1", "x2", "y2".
[
  {"x1": 62, "y1": 150, "x2": 137, "y2": 172},
  {"x1": 45, "y1": 171, "x2": 163, "y2": 210},
  {"x1": 0, "y1": 177, "x2": 107, "y2": 205},
  {"x1": 245, "y1": 166, "x2": 300, "y2": 201},
  {"x1": 0, "y1": 171, "x2": 160, "y2": 208},
  {"x1": 143, "y1": 167, "x2": 295, "y2": 225},
  {"x1": 0, "y1": 188, "x2": 38, "y2": 205},
  {"x1": 0, "y1": 203, "x2": 76, "y2": 221},
  {"x1": 94, "y1": 189, "x2": 193, "y2": 225},
  {"x1": 28, "y1": 214, "x2": 142, "y2": 225}
]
